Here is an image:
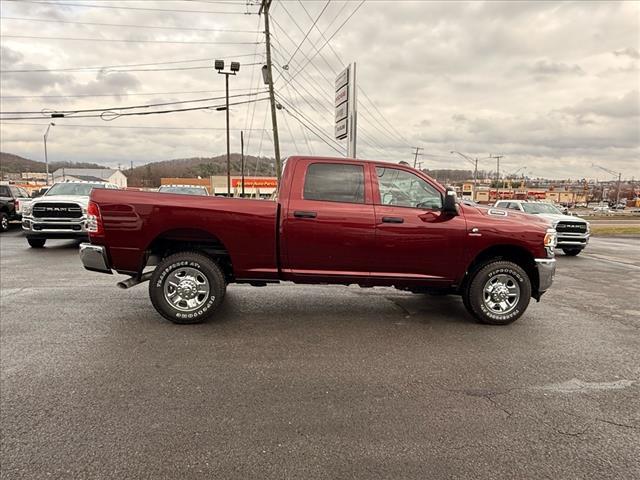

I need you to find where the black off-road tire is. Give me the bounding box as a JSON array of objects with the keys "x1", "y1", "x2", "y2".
[
  {"x1": 27, "y1": 237, "x2": 46, "y2": 248},
  {"x1": 149, "y1": 251, "x2": 226, "y2": 324},
  {"x1": 562, "y1": 248, "x2": 582, "y2": 256},
  {"x1": 462, "y1": 260, "x2": 531, "y2": 325},
  {"x1": 0, "y1": 212, "x2": 9, "y2": 232}
]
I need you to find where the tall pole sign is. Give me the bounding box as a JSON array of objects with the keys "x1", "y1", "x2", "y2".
[{"x1": 335, "y1": 63, "x2": 357, "y2": 157}]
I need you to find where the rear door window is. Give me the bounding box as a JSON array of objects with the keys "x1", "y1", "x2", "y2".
[
  {"x1": 0, "y1": 186, "x2": 10, "y2": 197},
  {"x1": 303, "y1": 163, "x2": 365, "y2": 204}
]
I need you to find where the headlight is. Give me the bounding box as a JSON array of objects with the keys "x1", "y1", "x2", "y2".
[
  {"x1": 586, "y1": 222, "x2": 590, "y2": 234},
  {"x1": 22, "y1": 203, "x2": 32, "y2": 215},
  {"x1": 544, "y1": 228, "x2": 557, "y2": 248}
]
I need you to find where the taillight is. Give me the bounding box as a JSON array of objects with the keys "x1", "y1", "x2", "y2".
[{"x1": 86, "y1": 200, "x2": 103, "y2": 236}]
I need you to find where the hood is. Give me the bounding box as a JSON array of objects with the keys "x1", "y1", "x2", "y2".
[
  {"x1": 530, "y1": 213, "x2": 588, "y2": 225},
  {"x1": 462, "y1": 203, "x2": 550, "y2": 227},
  {"x1": 32, "y1": 195, "x2": 90, "y2": 207}
]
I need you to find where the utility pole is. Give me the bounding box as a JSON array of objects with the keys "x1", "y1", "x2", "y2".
[
  {"x1": 412, "y1": 147, "x2": 423, "y2": 168},
  {"x1": 260, "y1": 0, "x2": 281, "y2": 184},
  {"x1": 592, "y1": 164, "x2": 623, "y2": 206},
  {"x1": 130, "y1": 160, "x2": 133, "y2": 171},
  {"x1": 241, "y1": 131, "x2": 245, "y2": 197},
  {"x1": 490, "y1": 154, "x2": 503, "y2": 184}
]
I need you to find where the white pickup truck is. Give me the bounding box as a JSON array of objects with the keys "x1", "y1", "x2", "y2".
[
  {"x1": 494, "y1": 200, "x2": 590, "y2": 256},
  {"x1": 21, "y1": 181, "x2": 119, "y2": 248}
]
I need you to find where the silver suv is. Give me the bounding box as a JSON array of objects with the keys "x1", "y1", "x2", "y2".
[
  {"x1": 494, "y1": 200, "x2": 590, "y2": 256},
  {"x1": 21, "y1": 181, "x2": 119, "y2": 248}
]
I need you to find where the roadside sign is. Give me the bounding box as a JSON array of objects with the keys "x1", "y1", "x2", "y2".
[
  {"x1": 335, "y1": 118, "x2": 348, "y2": 140},
  {"x1": 335, "y1": 66, "x2": 349, "y2": 90},
  {"x1": 335, "y1": 102, "x2": 348, "y2": 123},
  {"x1": 334, "y1": 84, "x2": 348, "y2": 108}
]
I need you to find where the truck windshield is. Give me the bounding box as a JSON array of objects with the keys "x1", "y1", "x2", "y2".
[
  {"x1": 45, "y1": 183, "x2": 106, "y2": 196},
  {"x1": 521, "y1": 203, "x2": 562, "y2": 215}
]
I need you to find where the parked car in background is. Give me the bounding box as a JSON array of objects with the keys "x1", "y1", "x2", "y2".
[
  {"x1": 593, "y1": 205, "x2": 611, "y2": 213},
  {"x1": 158, "y1": 185, "x2": 209, "y2": 196},
  {"x1": 31, "y1": 187, "x2": 49, "y2": 198},
  {"x1": 80, "y1": 156, "x2": 557, "y2": 326},
  {"x1": 0, "y1": 184, "x2": 30, "y2": 231},
  {"x1": 494, "y1": 200, "x2": 589, "y2": 256},
  {"x1": 22, "y1": 181, "x2": 119, "y2": 248}
]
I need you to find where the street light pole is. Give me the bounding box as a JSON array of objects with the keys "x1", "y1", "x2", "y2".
[
  {"x1": 215, "y1": 60, "x2": 240, "y2": 197},
  {"x1": 43, "y1": 122, "x2": 55, "y2": 185}
]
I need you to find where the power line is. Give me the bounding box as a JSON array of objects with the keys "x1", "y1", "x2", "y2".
[
  {"x1": 0, "y1": 97, "x2": 270, "y2": 121},
  {"x1": 0, "y1": 88, "x2": 258, "y2": 100},
  {"x1": 1, "y1": 35, "x2": 262, "y2": 45},
  {"x1": 0, "y1": 16, "x2": 261, "y2": 33},
  {"x1": 284, "y1": 0, "x2": 331, "y2": 68},
  {"x1": 285, "y1": 0, "x2": 365, "y2": 85},
  {"x1": 0, "y1": 122, "x2": 269, "y2": 131},
  {"x1": 0, "y1": 91, "x2": 269, "y2": 115},
  {"x1": 3, "y1": 0, "x2": 254, "y2": 14}
]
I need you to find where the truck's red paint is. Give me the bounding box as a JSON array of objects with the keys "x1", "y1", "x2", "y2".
[{"x1": 89, "y1": 156, "x2": 551, "y2": 289}]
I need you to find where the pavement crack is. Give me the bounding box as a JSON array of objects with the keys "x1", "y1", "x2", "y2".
[
  {"x1": 554, "y1": 424, "x2": 592, "y2": 437},
  {"x1": 386, "y1": 297, "x2": 412, "y2": 317},
  {"x1": 595, "y1": 418, "x2": 637, "y2": 429},
  {"x1": 482, "y1": 394, "x2": 513, "y2": 418}
]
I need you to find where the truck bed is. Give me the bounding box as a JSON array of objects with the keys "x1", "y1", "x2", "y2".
[{"x1": 90, "y1": 189, "x2": 279, "y2": 278}]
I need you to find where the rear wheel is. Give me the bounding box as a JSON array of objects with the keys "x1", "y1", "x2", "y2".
[
  {"x1": 562, "y1": 248, "x2": 582, "y2": 256},
  {"x1": 0, "y1": 212, "x2": 8, "y2": 232},
  {"x1": 462, "y1": 260, "x2": 531, "y2": 325},
  {"x1": 27, "y1": 237, "x2": 46, "y2": 248},
  {"x1": 149, "y1": 251, "x2": 226, "y2": 324}
]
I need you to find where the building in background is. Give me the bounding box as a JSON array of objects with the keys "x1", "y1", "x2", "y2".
[
  {"x1": 52, "y1": 168, "x2": 128, "y2": 188},
  {"x1": 161, "y1": 176, "x2": 277, "y2": 197}
]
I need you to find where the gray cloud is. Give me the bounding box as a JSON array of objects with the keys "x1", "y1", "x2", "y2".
[
  {"x1": 529, "y1": 60, "x2": 585, "y2": 76},
  {"x1": 0, "y1": 0, "x2": 638, "y2": 179},
  {"x1": 562, "y1": 90, "x2": 640, "y2": 118},
  {"x1": 613, "y1": 47, "x2": 640, "y2": 59}
]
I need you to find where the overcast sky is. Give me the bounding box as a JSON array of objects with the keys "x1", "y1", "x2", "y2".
[{"x1": 1, "y1": 0, "x2": 638, "y2": 180}]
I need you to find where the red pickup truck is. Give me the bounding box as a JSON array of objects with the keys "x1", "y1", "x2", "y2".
[{"x1": 80, "y1": 156, "x2": 557, "y2": 325}]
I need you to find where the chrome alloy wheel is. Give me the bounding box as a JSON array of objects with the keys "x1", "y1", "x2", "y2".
[
  {"x1": 163, "y1": 267, "x2": 210, "y2": 312},
  {"x1": 482, "y1": 274, "x2": 520, "y2": 315},
  {"x1": 1, "y1": 216, "x2": 8, "y2": 230}
]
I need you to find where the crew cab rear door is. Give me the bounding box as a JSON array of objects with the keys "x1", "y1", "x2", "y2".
[
  {"x1": 371, "y1": 165, "x2": 466, "y2": 282},
  {"x1": 280, "y1": 159, "x2": 375, "y2": 279}
]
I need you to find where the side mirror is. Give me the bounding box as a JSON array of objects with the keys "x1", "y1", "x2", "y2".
[{"x1": 443, "y1": 187, "x2": 458, "y2": 216}]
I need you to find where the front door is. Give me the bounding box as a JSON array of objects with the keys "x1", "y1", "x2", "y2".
[
  {"x1": 372, "y1": 166, "x2": 466, "y2": 282},
  {"x1": 282, "y1": 160, "x2": 376, "y2": 279}
]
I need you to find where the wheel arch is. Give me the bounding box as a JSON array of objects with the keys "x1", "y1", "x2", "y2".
[
  {"x1": 144, "y1": 228, "x2": 233, "y2": 280},
  {"x1": 462, "y1": 244, "x2": 539, "y2": 297}
]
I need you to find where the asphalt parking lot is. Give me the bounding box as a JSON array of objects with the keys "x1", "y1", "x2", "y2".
[{"x1": 1, "y1": 228, "x2": 639, "y2": 479}]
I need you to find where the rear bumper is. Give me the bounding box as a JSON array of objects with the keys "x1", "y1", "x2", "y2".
[
  {"x1": 534, "y1": 258, "x2": 556, "y2": 296},
  {"x1": 79, "y1": 243, "x2": 112, "y2": 274}
]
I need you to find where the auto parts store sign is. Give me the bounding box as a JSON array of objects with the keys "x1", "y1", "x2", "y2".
[{"x1": 232, "y1": 178, "x2": 278, "y2": 188}]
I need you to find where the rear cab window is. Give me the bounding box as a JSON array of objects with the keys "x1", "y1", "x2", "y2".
[{"x1": 303, "y1": 163, "x2": 365, "y2": 204}]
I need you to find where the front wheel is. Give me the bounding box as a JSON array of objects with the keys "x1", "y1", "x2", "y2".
[
  {"x1": 149, "y1": 251, "x2": 226, "y2": 324},
  {"x1": 462, "y1": 260, "x2": 531, "y2": 325},
  {"x1": 562, "y1": 248, "x2": 582, "y2": 256},
  {"x1": 27, "y1": 237, "x2": 46, "y2": 248},
  {"x1": 0, "y1": 212, "x2": 8, "y2": 232}
]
